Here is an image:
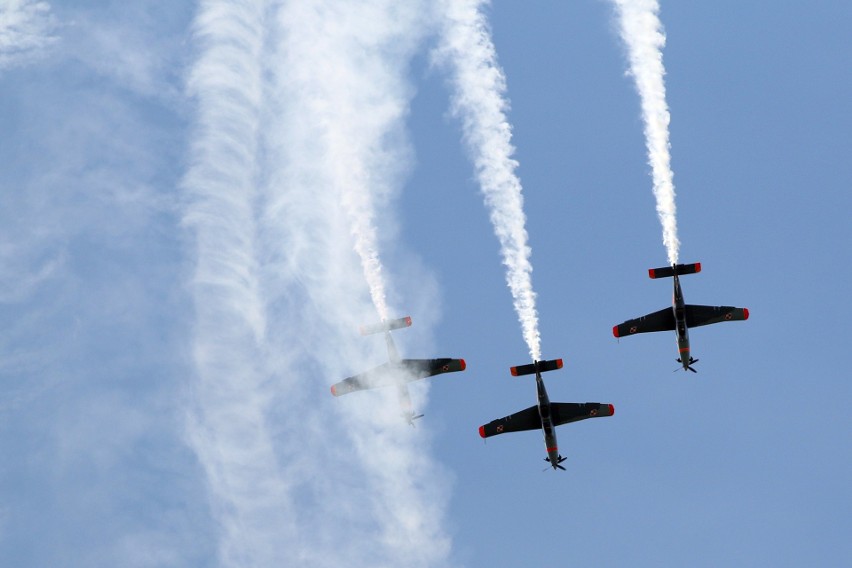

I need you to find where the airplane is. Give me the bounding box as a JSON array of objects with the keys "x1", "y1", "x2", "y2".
[
  {"x1": 478, "y1": 358, "x2": 614, "y2": 470},
  {"x1": 330, "y1": 316, "x2": 466, "y2": 425},
  {"x1": 612, "y1": 262, "x2": 749, "y2": 372}
]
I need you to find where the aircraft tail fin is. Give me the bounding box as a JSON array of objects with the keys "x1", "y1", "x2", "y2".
[
  {"x1": 360, "y1": 316, "x2": 412, "y2": 336},
  {"x1": 648, "y1": 262, "x2": 701, "y2": 279},
  {"x1": 511, "y1": 358, "x2": 563, "y2": 377}
]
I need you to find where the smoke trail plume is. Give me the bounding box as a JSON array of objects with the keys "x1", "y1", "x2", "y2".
[
  {"x1": 255, "y1": 1, "x2": 454, "y2": 565},
  {"x1": 436, "y1": 0, "x2": 541, "y2": 361},
  {"x1": 183, "y1": 2, "x2": 299, "y2": 565},
  {"x1": 612, "y1": 0, "x2": 680, "y2": 264},
  {"x1": 183, "y1": 1, "x2": 454, "y2": 565}
]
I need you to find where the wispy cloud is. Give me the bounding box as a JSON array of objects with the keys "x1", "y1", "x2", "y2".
[
  {"x1": 55, "y1": 3, "x2": 189, "y2": 102},
  {"x1": 0, "y1": 2, "x2": 209, "y2": 564},
  {"x1": 4, "y1": 1, "x2": 456, "y2": 565},
  {"x1": 0, "y1": 0, "x2": 56, "y2": 70},
  {"x1": 611, "y1": 0, "x2": 680, "y2": 264},
  {"x1": 435, "y1": 0, "x2": 541, "y2": 361}
]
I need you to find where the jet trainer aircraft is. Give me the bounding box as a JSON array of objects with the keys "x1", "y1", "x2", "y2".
[
  {"x1": 613, "y1": 262, "x2": 749, "y2": 372},
  {"x1": 478, "y1": 359, "x2": 614, "y2": 470},
  {"x1": 330, "y1": 316, "x2": 466, "y2": 425}
]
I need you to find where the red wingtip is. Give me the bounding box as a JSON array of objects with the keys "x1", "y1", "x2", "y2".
[
  {"x1": 459, "y1": 359, "x2": 467, "y2": 371},
  {"x1": 608, "y1": 404, "x2": 615, "y2": 416},
  {"x1": 478, "y1": 425, "x2": 486, "y2": 438},
  {"x1": 404, "y1": 316, "x2": 412, "y2": 327},
  {"x1": 694, "y1": 262, "x2": 702, "y2": 273},
  {"x1": 648, "y1": 268, "x2": 656, "y2": 279},
  {"x1": 555, "y1": 358, "x2": 564, "y2": 369},
  {"x1": 330, "y1": 385, "x2": 337, "y2": 396},
  {"x1": 743, "y1": 308, "x2": 750, "y2": 320},
  {"x1": 612, "y1": 325, "x2": 620, "y2": 338},
  {"x1": 510, "y1": 367, "x2": 519, "y2": 377}
]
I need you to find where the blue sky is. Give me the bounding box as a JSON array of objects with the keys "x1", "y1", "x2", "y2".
[{"x1": 1, "y1": 1, "x2": 850, "y2": 566}]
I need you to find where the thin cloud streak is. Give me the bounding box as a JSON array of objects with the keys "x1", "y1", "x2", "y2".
[
  {"x1": 612, "y1": 0, "x2": 680, "y2": 264},
  {"x1": 435, "y1": 0, "x2": 541, "y2": 361}
]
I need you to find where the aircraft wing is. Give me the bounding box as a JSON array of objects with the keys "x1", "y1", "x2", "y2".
[
  {"x1": 399, "y1": 358, "x2": 466, "y2": 381},
  {"x1": 330, "y1": 374, "x2": 370, "y2": 396},
  {"x1": 685, "y1": 305, "x2": 749, "y2": 328},
  {"x1": 552, "y1": 402, "x2": 615, "y2": 427},
  {"x1": 613, "y1": 307, "x2": 676, "y2": 337},
  {"x1": 330, "y1": 363, "x2": 397, "y2": 396},
  {"x1": 478, "y1": 405, "x2": 541, "y2": 438},
  {"x1": 331, "y1": 358, "x2": 465, "y2": 396}
]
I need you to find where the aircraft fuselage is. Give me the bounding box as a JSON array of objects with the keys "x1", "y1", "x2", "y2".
[
  {"x1": 672, "y1": 273, "x2": 692, "y2": 371},
  {"x1": 535, "y1": 372, "x2": 560, "y2": 469},
  {"x1": 395, "y1": 382, "x2": 423, "y2": 425}
]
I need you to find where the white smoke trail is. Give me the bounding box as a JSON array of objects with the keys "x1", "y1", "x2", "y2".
[
  {"x1": 435, "y1": 0, "x2": 541, "y2": 361},
  {"x1": 253, "y1": 2, "x2": 455, "y2": 565},
  {"x1": 183, "y1": 1, "x2": 299, "y2": 565},
  {"x1": 612, "y1": 0, "x2": 680, "y2": 265},
  {"x1": 183, "y1": 1, "x2": 455, "y2": 566}
]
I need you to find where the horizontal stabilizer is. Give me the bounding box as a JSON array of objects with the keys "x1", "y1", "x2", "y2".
[
  {"x1": 360, "y1": 316, "x2": 412, "y2": 336},
  {"x1": 510, "y1": 358, "x2": 563, "y2": 377},
  {"x1": 648, "y1": 262, "x2": 701, "y2": 279}
]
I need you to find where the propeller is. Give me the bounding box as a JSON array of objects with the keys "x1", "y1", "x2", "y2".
[
  {"x1": 676, "y1": 357, "x2": 699, "y2": 373},
  {"x1": 687, "y1": 357, "x2": 699, "y2": 373},
  {"x1": 544, "y1": 455, "x2": 568, "y2": 471}
]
